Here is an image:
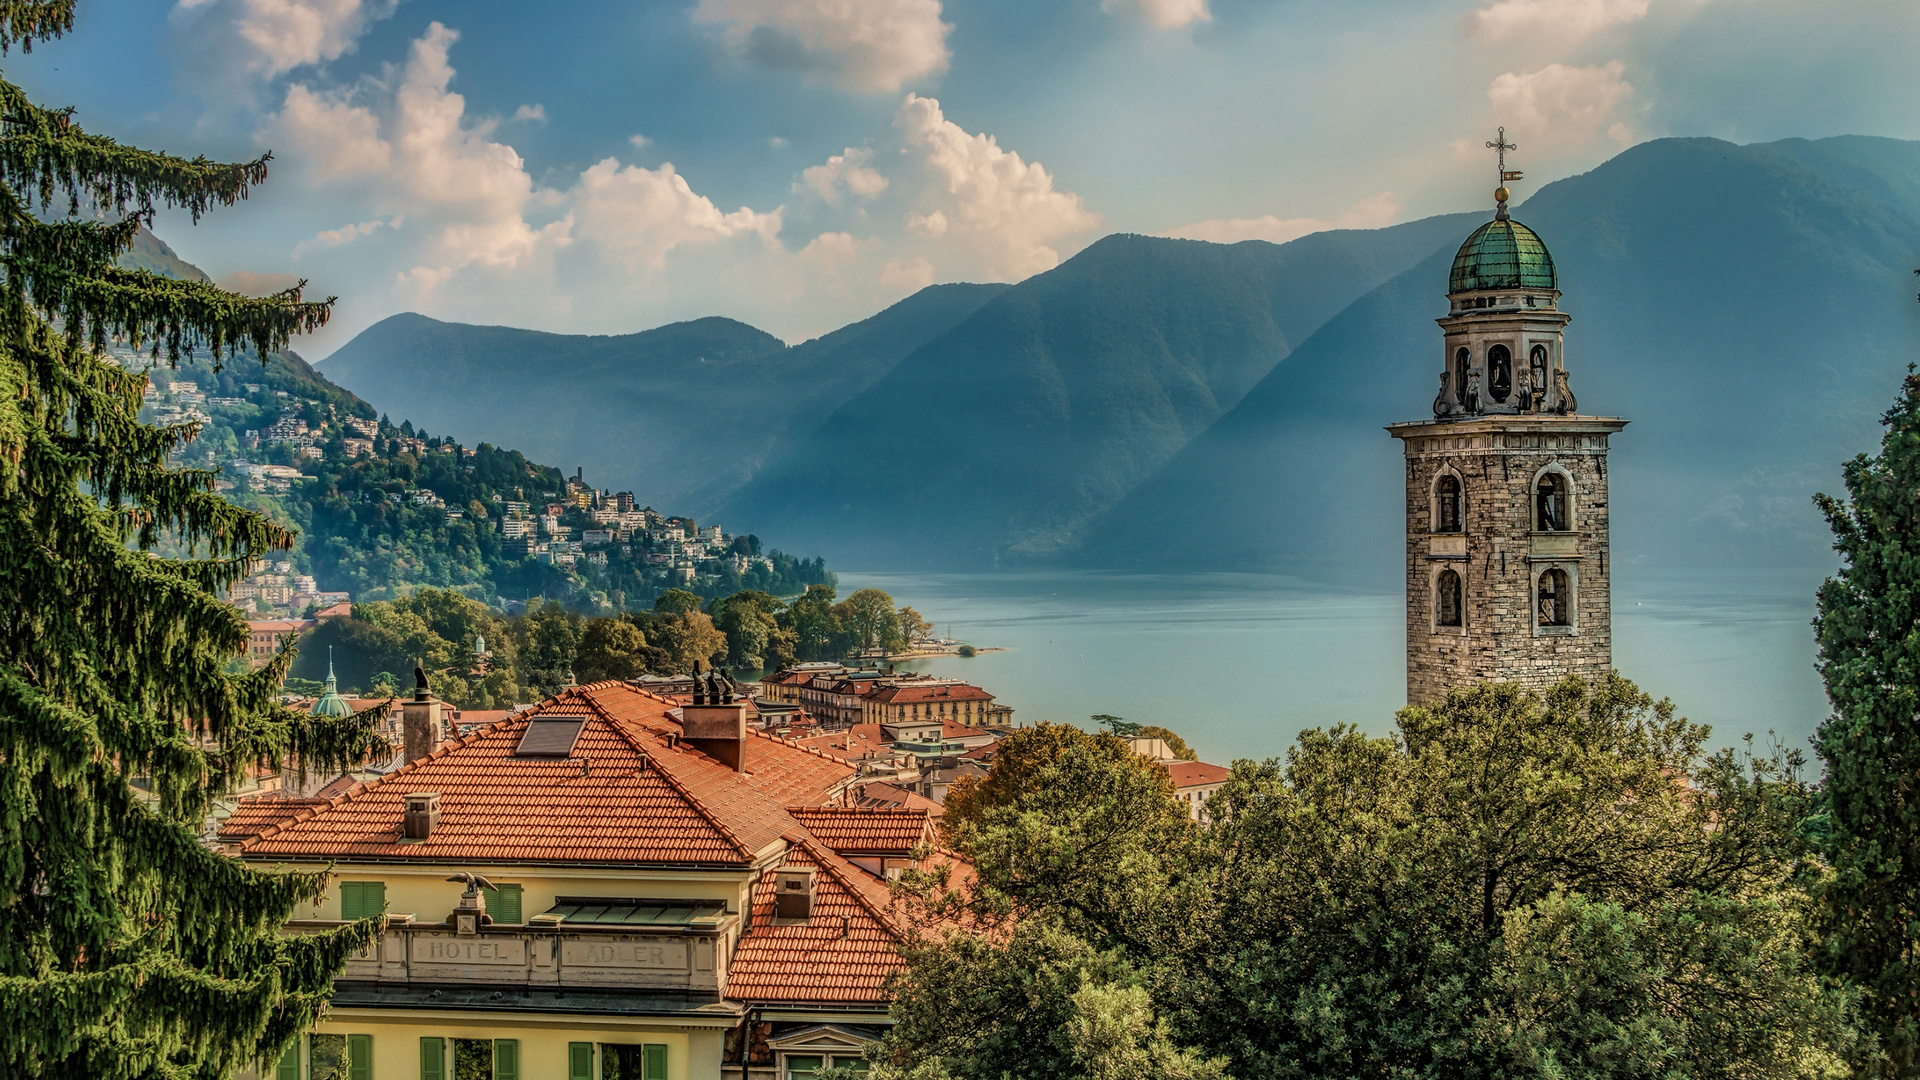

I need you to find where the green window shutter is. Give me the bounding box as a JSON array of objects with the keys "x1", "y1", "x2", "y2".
[
  {"x1": 419, "y1": 1037, "x2": 445, "y2": 1080},
  {"x1": 276, "y1": 1041, "x2": 301, "y2": 1080},
  {"x1": 567, "y1": 1042, "x2": 593, "y2": 1080},
  {"x1": 484, "y1": 883, "x2": 522, "y2": 924},
  {"x1": 348, "y1": 1035, "x2": 373, "y2": 1080},
  {"x1": 642, "y1": 1043, "x2": 668, "y2": 1080},
  {"x1": 494, "y1": 1039, "x2": 519, "y2": 1080},
  {"x1": 341, "y1": 882, "x2": 386, "y2": 920}
]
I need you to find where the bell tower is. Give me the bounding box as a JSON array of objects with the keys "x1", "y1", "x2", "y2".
[{"x1": 1386, "y1": 133, "x2": 1628, "y2": 704}]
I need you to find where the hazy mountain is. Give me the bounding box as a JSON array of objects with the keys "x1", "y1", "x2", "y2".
[
  {"x1": 319, "y1": 283, "x2": 1007, "y2": 512},
  {"x1": 1081, "y1": 136, "x2": 1920, "y2": 579},
  {"x1": 716, "y1": 215, "x2": 1481, "y2": 567},
  {"x1": 118, "y1": 226, "x2": 210, "y2": 282}
]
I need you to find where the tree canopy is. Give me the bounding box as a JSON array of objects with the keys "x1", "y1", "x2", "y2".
[
  {"x1": 0, "y1": 7, "x2": 384, "y2": 1073},
  {"x1": 879, "y1": 678, "x2": 1860, "y2": 1080},
  {"x1": 1814, "y1": 364, "x2": 1920, "y2": 1077}
]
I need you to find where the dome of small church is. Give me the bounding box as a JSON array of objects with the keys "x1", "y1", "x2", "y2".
[
  {"x1": 310, "y1": 653, "x2": 354, "y2": 718},
  {"x1": 1449, "y1": 217, "x2": 1557, "y2": 294}
]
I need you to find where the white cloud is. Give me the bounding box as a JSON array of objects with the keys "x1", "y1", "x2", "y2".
[
  {"x1": 799, "y1": 231, "x2": 880, "y2": 274},
  {"x1": 892, "y1": 93, "x2": 1102, "y2": 280},
  {"x1": 768, "y1": 136, "x2": 791, "y2": 149},
  {"x1": 879, "y1": 256, "x2": 936, "y2": 291},
  {"x1": 513, "y1": 103, "x2": 548, "y2": 124},
  {"x1": 1489, "y1": 61, "x2": 1639, "y2": 148},
  {"x1": 268, "y1": 22, "x2": 564, "y2": 290},
  {"x1": 292, "y1": 214, "x2": 402, "y2": 257},
  {"x1": 1472, "y1": 0, "x2": 1650, "y2": 42},
  {"x1": 692, "y1": 0, "x2": 951, "y2": 93},
  {"x1": 172, "y1": 0, "x2": 399, "y2": 89},
  {"x1": 256, "y1": 33, "x2": 1099, "y2": 345},
  {"x1": 799, "y1": 147, "x2": 890, "y2": 203},
  {"x1": 1102, "y1": 0, "x2": 1211, "y2": 31},
  {"x1": 569, "y1": 158, "x2": 783, "y2": 273},
  {"x1": 1160, "y1": 191, "x2": 1401, "y2": 245},
  {"x1": 629, "y1": 133, "x2": 653, "y2": 149}
]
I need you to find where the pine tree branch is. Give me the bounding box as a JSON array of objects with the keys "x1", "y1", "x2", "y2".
[{"x1": 0, "y1": 1, "x2": 72, "y2": 54}]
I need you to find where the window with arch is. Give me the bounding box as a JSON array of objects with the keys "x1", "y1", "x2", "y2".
[
  {"x1": 1535, "y1": 472, "x2": 1570, "y2": 532},
  {"x1": 1452, "y1": 347, "x2": 1470, "y2": 405},
  {"x1": 1436, "y1": 569, "x2": 1463, "y2": 627},
  {"x1": 1529, "y1": 345, "x2": 1548, "y2": 404},
  {"x1": 1487, "y1": 344, "x2": 1512, "y2": 402},
  {"x1": 1434, "y1": 474, "x2": 1462, "y2": 533},
  {"x1": 1538, "y1": 568, "x2": 1571, "y2": 627}
]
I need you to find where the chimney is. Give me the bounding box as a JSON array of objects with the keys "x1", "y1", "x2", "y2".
[
  {"x1": 682, "y1": 700, "x2": 749, "y2": 771},
  {"x1": 773, "y1": 867, "x2": 815, "y2": 921},
  {"x1": 401, "y1": 657, "x2": 444, "y2": 762},
  {"x1": 402, "y1": 792, "x2": 440, "y2": 840},
  {"x1": 682, "y1": 669, "x2": 749, "y2": 770}
]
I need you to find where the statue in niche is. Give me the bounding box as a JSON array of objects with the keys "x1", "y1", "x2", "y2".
[
  {"x1": 1553, "y1": 369, "x2": 1577, "y2": 415},
  {"x1": 1464, "y1": 368, "x2": 1482, "y2": 414},
  {"x1": 1433, "y1": 371, "x2": 1455, "y2": 418},
  {"x1": 1517, "y1": 377, "x2": 1532, "y2": 412}
]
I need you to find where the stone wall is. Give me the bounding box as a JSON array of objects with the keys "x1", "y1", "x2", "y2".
[{"x1": 1391, "y1": 417, "x2": 1626, "y2": 705}]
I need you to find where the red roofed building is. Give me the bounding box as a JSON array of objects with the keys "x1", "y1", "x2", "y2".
[
  {"x1": 227, "y1": 681, "x2": 964, "y2": 1080},
  {"x1": 1162, "y1": 759, "x2": 1234, "y2": 823}
]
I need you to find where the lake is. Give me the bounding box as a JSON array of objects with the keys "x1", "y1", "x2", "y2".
[{"x1": 835, "y1": 566, "x2": 1835, "y2": 765}]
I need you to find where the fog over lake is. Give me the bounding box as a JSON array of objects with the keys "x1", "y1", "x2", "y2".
[{"x1": 839, "y1": 567, "x2": 1834, "y2": 765}]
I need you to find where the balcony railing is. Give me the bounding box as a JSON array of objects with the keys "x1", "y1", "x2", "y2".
[{"x1": 292, "y1": 914, "x2": 738, "y2": 996}]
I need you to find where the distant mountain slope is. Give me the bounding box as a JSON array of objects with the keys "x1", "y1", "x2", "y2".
[
  {"x1": 717, "y1": 214, "x2": 1481, "y2": 567},
  {"x1": 1082, "y1": 135, "x2": 1920, "y2": 578},
  {"x1": 118, "y1": 226, "x2": 211, "y2": 282},
  {"x1": 319, "y1": 283, "x2": 1008, "y2": 512}
]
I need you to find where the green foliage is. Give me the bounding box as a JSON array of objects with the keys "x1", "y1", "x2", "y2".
[
  {"x1": 1814, "y1": 365, "x2": 1920, "y2": 1078},
  {"x1": 516, "y1": 601, "x2": 582, "y2": 699},
  {"x1": 294, "y1": 591, "x2": 516, "y2": 707},
  {"x1": 574, "y1": 618, "x2": 659, "y2": 683},
  {"x1": 0, "y1": 13, "x2": 383, "y2": 1075},
  {"x1": 884, "y1": 678, "x2": 1859, "y2": 1080}
]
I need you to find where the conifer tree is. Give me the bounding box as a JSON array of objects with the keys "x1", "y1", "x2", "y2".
[
  {"x1": 1815, "y1": 361, "x2": 1920, "y2": 1078},
  {"x1": 0, "y1": 5, "x2": 384, "y2": 1077}
]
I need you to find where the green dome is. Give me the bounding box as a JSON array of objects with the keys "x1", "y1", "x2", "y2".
[
  {"x1": 310, "y1": 652, "x2": 354, "y2": 718},
  {"x1": 1449, "y1": 217, "x2": 1557, "y2": 294}
]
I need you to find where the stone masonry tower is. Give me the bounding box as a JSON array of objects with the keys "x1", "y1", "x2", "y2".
[{"x1": 1386, "y1": 150, "x2": 1627, "y2": 704}]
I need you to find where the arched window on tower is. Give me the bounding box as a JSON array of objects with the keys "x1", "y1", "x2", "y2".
[
  {"x1": 1434, "y1": 474, "x2": 1462, "y2": 533},
  {"x1": 1487, "y1": 344, "x2": 1512, "y2": 403},
  {"x1": 1538, "y1": 568, "x2": 1571, "y2": 627},
  {"x1": 1529, "y1": 345, "x2": 1549, "y2": 409},
  {"x1": 1453, "y1": 348, "x2": 1471, "y2": 408},
  {"x1": 1436, "y1": 569, "x2": 1463, "y2": 627},
  {"x1": 1535, "y1": 472, "x2": 1570, "y2": 532}
]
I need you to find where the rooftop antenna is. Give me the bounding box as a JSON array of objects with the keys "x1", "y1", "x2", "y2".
[{"x1": 1487, "y1": 126, "x2": 1523, "y2": 221}]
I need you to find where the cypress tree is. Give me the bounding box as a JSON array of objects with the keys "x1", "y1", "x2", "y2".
[
  {"x1": 1814, "y1": 357, "x2": 1920, "y2": 1078},
  {"x1": 0, "y1": 5, "x2": 384, "y2": 1077}
]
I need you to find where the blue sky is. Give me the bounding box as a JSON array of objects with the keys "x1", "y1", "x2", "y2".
[{"x1": 13, "y1": 0, "x2": 1920, "y2": 353}]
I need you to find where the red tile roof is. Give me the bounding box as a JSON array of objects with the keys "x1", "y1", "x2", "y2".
[
  {"x1": 237, "y1": 682, "x2": 854, "y2": 866},
  {"x1": 865, "y1": 683, "x2": 992, "y2": 705},
  {"x1": 786, "y1": 806, "x2": 932, "y2": 855},
  {"x1": 791, "y1": 724, "x2": 893, "y2": 761},
  {"x1": 725, "y1": 840, "x2": 908, "y2": 1004},
  {"x1": 849, "y1": 782, "x2": 945, "y2": 818},
  {"x1": 1161, "y1": 760, "x2": 1233, "y2": 788},
  {"x1": 218, "y1": 797, "x2": 331, "y2": 842}
]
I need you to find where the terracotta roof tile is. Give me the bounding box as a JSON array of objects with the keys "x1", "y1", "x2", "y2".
[
  {"x1": 218, "y1": 797, "x2": 330, "y2": 842},
  {"x1": 1161, "y1": 760, "x2": 1233, "y2": 787},
  {"x1": 725, "y1": 841, "x2": 907, "y2": 1005},
  {"x1": 866, "y1": 683, "x2": 992, "y2": 705},
  {"x1": 849, "y1": 782, "x2": 944, "y2": 817},
  {"x1": 237, "y1": 682, "x2": 853, "y2": 866},
  {"x1": 786, "y1": 806, "x2": 931, "y2": 855}
]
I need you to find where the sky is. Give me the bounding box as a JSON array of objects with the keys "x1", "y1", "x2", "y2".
[{"x1": 12, "y1": 0, "x2": 1920, "y2": 354}]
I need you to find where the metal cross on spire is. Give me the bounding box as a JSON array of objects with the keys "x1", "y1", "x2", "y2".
[{"x1": 1487, "y1": 126, "x2": 1523, "y2": 219}]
